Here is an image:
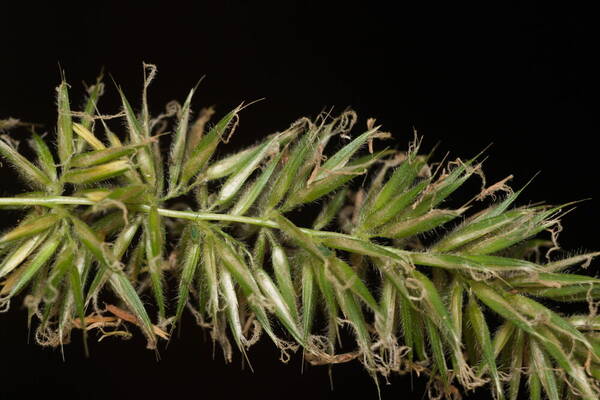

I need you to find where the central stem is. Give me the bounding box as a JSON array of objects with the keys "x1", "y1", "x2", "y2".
[{"x1": 0, "y1": 196, "x2": 352, "y2": 240}]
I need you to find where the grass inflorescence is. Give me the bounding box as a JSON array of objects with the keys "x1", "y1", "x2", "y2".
[{"x1": 1, "y1": 64, "x2": 599, "y2": 399}]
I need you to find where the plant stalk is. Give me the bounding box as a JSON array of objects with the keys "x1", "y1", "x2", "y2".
[{"x1": 0, "y1": 196, "x2": 352, "y2": 240}]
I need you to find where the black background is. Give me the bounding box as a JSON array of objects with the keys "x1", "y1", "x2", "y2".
[{"x1": 0, "y1": 2, "x2": 598, "y2": 399}]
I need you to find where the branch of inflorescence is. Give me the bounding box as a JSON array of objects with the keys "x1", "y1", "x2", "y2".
[{"x1": 0, "y1": 196, "x2": 355, "y2": 241}]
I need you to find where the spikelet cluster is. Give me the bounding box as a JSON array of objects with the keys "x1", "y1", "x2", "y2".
[{"x1": 1, "y1": 65, "x2": 599, "y2": 399}]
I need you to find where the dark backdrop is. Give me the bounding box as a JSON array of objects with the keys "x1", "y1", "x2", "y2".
[{"x1": 0, "y1": 2, "x2": 597, "y2": 399}]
